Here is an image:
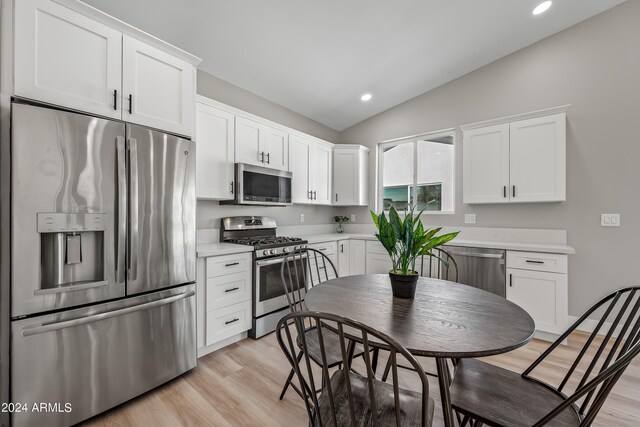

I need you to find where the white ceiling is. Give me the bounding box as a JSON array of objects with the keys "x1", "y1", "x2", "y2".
[{"x1": 84, "y1": 0, "x2": 625, "y2": 131}]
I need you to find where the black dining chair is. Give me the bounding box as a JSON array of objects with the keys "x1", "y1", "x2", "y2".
[
  {"x1": 449, "y1": 286, "x2": 640, "y2": 427},
  {"x1": 418, "y1": 247, "x2": 458, "y2": 282},
  {"x1": 277, "y1": 310, "x2": 435, "y2": 426},
  {"x1": 278, "y1": 248, "x2": 369, "y2": 400}
]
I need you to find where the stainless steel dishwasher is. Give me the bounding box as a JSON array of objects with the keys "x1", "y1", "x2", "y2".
[{"x1": 444, "y1": 246, "x2": 506, "y2": 297}]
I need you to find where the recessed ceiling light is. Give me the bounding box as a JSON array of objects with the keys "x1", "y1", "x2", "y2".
[
  {"x1": 360, "y1": 93, "x2": 372, "y2": 102},
  {"x1": 532, "y1": 1, "x2": 552, "y2": 15}
]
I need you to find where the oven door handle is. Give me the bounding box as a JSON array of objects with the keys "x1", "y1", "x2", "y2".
[{"x1": 256, "y1": 254, "x2": 307, "y2": 267}]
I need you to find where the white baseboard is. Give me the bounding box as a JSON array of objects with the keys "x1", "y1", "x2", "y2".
[{"x1": 197, "y1": 331, "x2": 248, "y2": 358}]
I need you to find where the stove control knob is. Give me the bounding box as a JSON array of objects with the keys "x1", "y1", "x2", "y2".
[
  {"x1": 263, "y1": 250, "x2": 269, "y2": 256},
  {"x1": 270, "y1": 249, "x2": 277, "y2": 255},
  {"x1": 283, "y1": 247, "x2": 289, "y2": 253}
]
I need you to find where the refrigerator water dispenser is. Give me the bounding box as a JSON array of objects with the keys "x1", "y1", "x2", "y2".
[{"x1": 37, "y1": 213, "x2": 106, "y2": 293}]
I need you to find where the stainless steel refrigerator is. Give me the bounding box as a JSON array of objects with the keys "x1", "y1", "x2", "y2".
[{"x1": 9, "y1": 102, "x2": 197, "y2": 427}]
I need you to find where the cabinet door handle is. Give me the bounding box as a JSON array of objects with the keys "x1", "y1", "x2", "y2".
[
  {"x1": 260, "y1": 151, "x2": 265, "y2": 163},
  {"x1": 509, "y1": 273, "x2": 513, "y2": 287},
  {"x1": 225, "y1": 262, "x2": 240, "y2": 267},
  {"x1": 313, "y1": 191, "x2": 317, "y2": 200},
  {"x1": 318, "y1": 248, "x2": 327, "y2": 251},
  {"x1": 113, "y1": 89, "x2": 117, "y2": 110},
  {"x1": 335, "y1": 193, "x2": 338, "y2": 202},
  {"x1": 525, "y1": 260, "x2": 544, "y2": 264},
  {"x1": 266, "y1": 152, "x2": 270, "y2": 164},
  {"x1": 225, "y1": 318, "x2": 239, "y2": 325},
  {"x1": 230, "y1": 181, "x2": 234, "y2": 194},
  {"x1": 224, "y1": 287, "x2": 239, "y2": 293},
  {"x1": 503, "y1": 186, "x2": 507, "y2": 198},
  {"x1": 512, "y1": 185, "x2": 516, "y2": 198},
  {"x1": 308, "y1": 190, "x2": 313, "y2": 200},
  {"x1": 340, "y1": 244, "x2": 344, "y2": 253},
  {"x1": 128, "y1": 94, "x2": 133, "y2": 114}
]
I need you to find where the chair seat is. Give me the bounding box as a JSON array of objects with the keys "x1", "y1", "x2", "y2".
[
  {"x1": 450, "y1": 359, "x2": 580, "y2": 427},
  {"x1": 298, "y1": 325, "x2": 365, "y2": 367},
  {"x1": 317, "y1": 369, "x2": 434, "y2": 426}
]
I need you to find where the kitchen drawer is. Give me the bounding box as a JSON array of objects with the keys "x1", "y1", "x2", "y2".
[
  {"x1": 206, "y1": 271, "x2": 251, "y2": 311},
  {"x1": 507, "y1": 251, "x2": 567, "y2": 274},
  {"x1": 206, "y1": 300, "x2": 252, "y2": 346},
  {"x1": 308, "y1": 241, "x2": 337, "y2": 256},
  {"x1": 206, "y1": 253, "x2": 251, "y2": 278}
]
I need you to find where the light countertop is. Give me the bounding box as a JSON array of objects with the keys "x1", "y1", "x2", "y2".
[
  {"x1": 196, "y1": 242, "x2": 253, "y2": 258},
  {"x1": 298, "y1": 233, "x2": 575, "y2": 254}
]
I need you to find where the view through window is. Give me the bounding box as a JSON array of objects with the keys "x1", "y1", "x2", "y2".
[{"x1": 380, "y1": 132, "x2": 454, "y2": 213}]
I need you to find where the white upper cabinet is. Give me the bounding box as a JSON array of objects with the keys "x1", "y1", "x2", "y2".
[
  {"x1": 14, "y1": 0, "x2": 123, "y2": 119},
  {"x1": 122, "y1": 35, "x2": 195, "y2": 136},
  {"x1": 310, "y1": 144, "x2": 332, "y2": 205},
  {"x1": 462, "y1": 107, "x2": 568, "y2": 204},
  {"x1": 463, "y1": 124, "x2": 510, "y2": 204},
  {"x1": 264, "y1": 127, "x2": 289, "y2": 170},
  {"x1": 509, "y1": 114, "x2": 566, "y2": 202},
  {"x1": 290, "y1": 135, "x2": 312, "y2": 203},
  {"x1": 235, "y1": 117, "x2": 289, "y2": 170},
  {"x1": 195, "y1": 99, "x2": 235, "y2": 200},
  {"x1": 289, "y1": 134, "x2": 333, "y2": 205},
  {"x1": 13, "y1": 0, "x2": 200, "y2": 136},
  {"x1": 333, "y1": 145, "x2": 369, "y2": 206},
  {"x1": 235, "y1": 116, "x2": 264, "y2": 166}
]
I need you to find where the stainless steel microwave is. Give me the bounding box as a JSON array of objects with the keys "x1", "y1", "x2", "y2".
[{"x1": 222, "y1": 163, "x2": 292, "y2": 206}]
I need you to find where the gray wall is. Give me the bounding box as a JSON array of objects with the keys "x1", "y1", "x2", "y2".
[
  {"x1": 196, "y1": 70, "x2": 339, "y2": 229},
  {"x1": 338, "y1": 0, "x2": 640, "y2": 316}
]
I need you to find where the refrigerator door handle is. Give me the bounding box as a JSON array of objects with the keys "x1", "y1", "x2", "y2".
[
  {"x1": 128, "y1": 137, "x2": 139, "y2": 281},
  {"x1": 21, "y1": 290, "x2": 195, "y2": 337},
  {"x1": 116, "y1": 136, "x2": 127, "y2": 284}
]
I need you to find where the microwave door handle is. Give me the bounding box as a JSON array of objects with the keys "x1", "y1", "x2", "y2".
[
  {"x1": 116, "y1": 136, "x2": 127, "y2": 284},
  {"x1": 128, "y1": 138, "x2": 139, "y2": 281}
]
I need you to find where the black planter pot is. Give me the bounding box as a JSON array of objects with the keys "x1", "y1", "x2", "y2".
[{"x1": 389, "y1": 271, "x2": 419, "y2": 299}]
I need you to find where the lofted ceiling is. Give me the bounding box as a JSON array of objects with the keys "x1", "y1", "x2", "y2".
[{"x1": 83, "y1": 0, "x2": 625, "y2": 131}]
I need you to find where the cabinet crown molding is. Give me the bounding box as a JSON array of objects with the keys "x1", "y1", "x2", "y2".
[
  {"x1": 333, "y1": 144, "x2": 370, "y2": 152},
  {"x1": 52, "y1": 0, "x2": 202, "y2": 65},
  {"x1": 460, "y1": 105, "x2": 571, "y2": 132}
]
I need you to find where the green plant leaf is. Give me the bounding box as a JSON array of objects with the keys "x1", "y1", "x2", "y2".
[
  {"x1": 388, "y1": 206, "x2": 403, "y2": 241},
  {"x1": 370, "y1": 210, "x2": 380, "y2": 229}
]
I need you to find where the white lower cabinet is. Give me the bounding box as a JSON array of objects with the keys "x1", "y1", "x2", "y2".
[
  {"x1": 337, "y1": 240, "x2": 350, "y2": 277},
  {"x1": 506, "y1": 251, "x2": 568, "y2": 335},
  {"x1": 197, "y1": 252, "x2": 252, "y2": 354},
  {"x1": 349, "y1": 240, "x2": 366, "y2": 275},
  {"x1": 365, "y1": 241, "x2": 393, "y2": 274},
  {"x1": 308, "y1": 241, "x2": 338, "y2": 284}
]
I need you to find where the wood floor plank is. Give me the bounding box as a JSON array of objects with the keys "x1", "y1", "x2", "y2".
[{"x1": 82, "y1": 330, "x2": 640, "y2": 427}]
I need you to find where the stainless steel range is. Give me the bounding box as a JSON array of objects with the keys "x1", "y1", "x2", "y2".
[{"x1": 221, "y1": 216, "x2": 307, "y2": 338}]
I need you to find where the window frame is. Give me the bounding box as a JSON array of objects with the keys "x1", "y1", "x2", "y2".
[{"x1": 376, "y1": 128, "x2": 456, "y2": 215}]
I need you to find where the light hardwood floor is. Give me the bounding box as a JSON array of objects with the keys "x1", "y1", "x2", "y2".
[{"x1": 83, "y1": 331, "x2": 640, "y2": 426}]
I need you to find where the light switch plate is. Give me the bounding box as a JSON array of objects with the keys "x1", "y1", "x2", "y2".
[
  {"x1": 350, "y1": 214, "x2": 356, "y2": 222},
  {"x1": 464, "y1": 214, "x2": 476, "y2": 224},
  {"x1": 299, "y1": 214, "x2": 304, "y2": 223},
  {"x1": 601, "y1": 214, "x2": 620, "y2": 227}
]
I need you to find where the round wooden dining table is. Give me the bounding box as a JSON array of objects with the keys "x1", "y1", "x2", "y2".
[{"x1": 304, "y1": 274, "x2": 535, "y2": 427}]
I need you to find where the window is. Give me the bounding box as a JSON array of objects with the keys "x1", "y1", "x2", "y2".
[{"x1": 378, "y1": 130, "x2": 454, "y2": 214}]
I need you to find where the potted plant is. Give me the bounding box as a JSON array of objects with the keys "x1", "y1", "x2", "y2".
[
  {"x1": 370, "y1": 205, "x2": 459, "y2": 299},
  {"x1": 334, "y1": 215, "x2": 349, "y2": 233}
]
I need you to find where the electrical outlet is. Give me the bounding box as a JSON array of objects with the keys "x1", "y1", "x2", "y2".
[
  {"x1": 299, "y1": 214, "x2": 304, "y2": 223},
  {"x1": 601, "y1": 214, "x2": 620, "y2": 227},
  {"x1": 350, "y1": 214, "x2": 356, "y2": 222},
  {"x1": 464, "y1": 214, "x2": 476, "y2": 224}
]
